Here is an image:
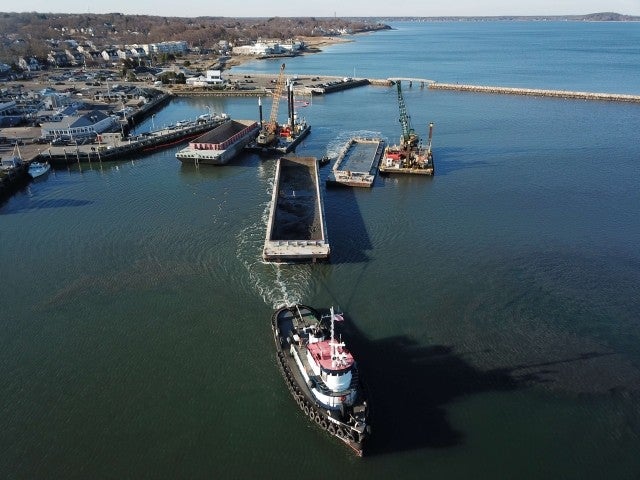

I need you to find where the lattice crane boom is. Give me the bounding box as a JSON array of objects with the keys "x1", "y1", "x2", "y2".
[
  {"x1": 267, "y1": 63, "x2": 287, "y2": 134},
  {"x1": 397, "y1": 81, "x2": 418, "y2": 148}
]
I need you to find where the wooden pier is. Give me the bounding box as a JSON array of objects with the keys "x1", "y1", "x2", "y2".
[
  {"x1": 40, "y1": 116, "x2": 229, "y2": 165},
  {"x1": 430, "y1": 83, "x2": 640, "y2": 103}
]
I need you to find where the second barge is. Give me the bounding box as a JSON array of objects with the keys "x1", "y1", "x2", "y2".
[
  {"x1": 263, "y1": 156, "x2": 330, "y2": 262},
  {"x1": 175, "y1": 119, "x2": 259, "y2": 165},
  {"x1": 326, "y1": 137, "x2": 384, "y2": 188}
]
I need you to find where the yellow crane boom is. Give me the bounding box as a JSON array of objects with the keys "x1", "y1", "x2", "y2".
[
  {"x1": 267, "y1": 63, "x2": 287, "y2": 133},
  {"x1": 257, "y1": 63, "x2": 286, "y2": 146}
]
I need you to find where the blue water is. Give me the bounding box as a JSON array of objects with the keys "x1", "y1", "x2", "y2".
[
  {"x1": 240, "y1": 21, "x2": 640, "y2": 93},
  {"x1": 2, "y1": 21, "x2": 640, "y2": 479}
]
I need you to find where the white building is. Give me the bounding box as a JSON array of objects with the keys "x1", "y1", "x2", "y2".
[
  {"x1": 280, "y1": 41, "x2": 304, "y2": 52},
  {"x1": 232, "y1": 41, "x2": 282, "y2": 56},
  {"x1": 185, "y1": 70, "x2": 224, "y2": 87},
  {"x1": 40, "y1": 111, "x2": 118, "y2": 140},
  {"x1": 145, "y1": 41, "x2": 188, "y2": 55}
]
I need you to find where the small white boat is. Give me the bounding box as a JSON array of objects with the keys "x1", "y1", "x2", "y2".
[{"x1": 28, "y1": 161, "x2": 51, "y2": 178}]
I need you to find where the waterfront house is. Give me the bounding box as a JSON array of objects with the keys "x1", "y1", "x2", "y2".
[
  {"x1": 47, "y1": 51, "x2": 71, "y2": 68},
  {"x1": 18, "y1": 57, "x2": 42, "y2": 72},
  {"x1": 185, "y1": 70, "x2": 225, "y2": 87},
  {"x1": 65, "y1": 50, "x2": 86, "y2": 66},
  {"x1": 101, "y1": 49, "x2": 120, "y2": 64}
]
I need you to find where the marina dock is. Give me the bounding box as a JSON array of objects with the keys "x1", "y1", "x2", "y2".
[
  {"x1": 40, "y1": 116, "x2": 228, "y2": 165},
  {"x1": 263, "y1": 156, "x2": 330, "y2": 263},
  {"x1": 326, "y1": 137, "x2": 385, "y2": 188}
]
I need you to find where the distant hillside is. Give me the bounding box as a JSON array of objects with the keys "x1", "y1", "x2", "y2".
[
  {"x1": 0, "y1": 13, "x2": 389, "y2": 63},
  {"x1": 375, "y1": 12, "x2": 640, "y2": 22}
]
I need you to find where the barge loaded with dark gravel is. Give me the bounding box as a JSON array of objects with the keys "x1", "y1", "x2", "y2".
[{"x1": 263, "y1": 156, "x2": 329, "y2": 262}]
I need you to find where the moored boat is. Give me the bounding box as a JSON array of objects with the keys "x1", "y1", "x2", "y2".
[
  {"x1": 272, "y1": 304, "x2": 369, "y2": 455},
  {"x1": 28, "y1": 161, "x2": 51, "y2": 178}
]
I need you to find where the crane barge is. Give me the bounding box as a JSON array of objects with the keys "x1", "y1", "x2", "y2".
[
  {"x1": 257, "y1": 63, "x2": 287, "y2": 147},
  {"x1": 249, "y1": 63, "x2": 311, "y2": 155},
  {"x1": 379, "y1": 81, "x2": 434, "y2": 175}
]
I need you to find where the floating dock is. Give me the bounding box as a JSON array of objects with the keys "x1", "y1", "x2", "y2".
[
  {"x1": 263, "y1": 156, "x2": 330, "y2": 263},
  {"x1": 175, "y1": 119, "x2": 259, "y2": 165},
  {"x1": 429, "y1": 83, "x2": 640, "y2": 103},
  {"x1": 326, "y1": 137, "x2": 384, "y2": 188}
]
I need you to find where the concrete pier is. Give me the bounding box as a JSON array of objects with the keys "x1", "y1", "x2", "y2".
[{"x1": 430, "y1": 83, "x2": 640, "y2": 103}]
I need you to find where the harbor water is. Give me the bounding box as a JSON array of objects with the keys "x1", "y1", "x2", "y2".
[{"x1": 2, "y1": 21, "x2": 640, "y2": 479}]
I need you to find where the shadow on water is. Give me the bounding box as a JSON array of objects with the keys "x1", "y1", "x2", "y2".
[
  {"x1": 177, "y1": 152, "x2": 264, "y2": 182},
  {"x1": 1, "y1": 198, "x2": 93, "y2": 213},
  {"x1": 323, "y1": 186, "x2": 371, "y2": 264},
  {"x1": 430, "y1": 147, "x2": 494, "y2": 176},
  {"x1": 332, "y1": 314, "x2": 615, "y2": 456}
]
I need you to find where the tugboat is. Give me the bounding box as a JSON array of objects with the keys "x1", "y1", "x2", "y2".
[{"x1": 272, "y1": 304, "x2": 370, "y2": 456}]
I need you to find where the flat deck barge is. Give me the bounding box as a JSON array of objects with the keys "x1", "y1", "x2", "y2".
[
  {"x1": 263, "y1": 156, "x2": 329, "y2": 262},
  {"x1": 326, "y1": 137, "x2": 384, "y2": 188},
  {"x1": 175, "y1": 119, "x2": 259, "y2": 165}
]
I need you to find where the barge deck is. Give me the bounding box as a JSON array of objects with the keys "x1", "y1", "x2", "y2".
[
  {"x1": 326, "y1": 137, "x2": 384, "y2": 188},
  {"x1": 175, "y1": 119, "x2": 259, "y2": 165},
  {"x1": 263, "y1": 156, "x2": 329, "y2": 262}
]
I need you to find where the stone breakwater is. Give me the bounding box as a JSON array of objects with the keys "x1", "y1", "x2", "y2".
[{"x1": 430, "y1": 83, "x2": 640, "y2": 103}]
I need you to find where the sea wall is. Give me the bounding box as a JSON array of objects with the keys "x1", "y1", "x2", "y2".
[{"x1": 430, "y1": 83, "x2": 640, "y2": 103}]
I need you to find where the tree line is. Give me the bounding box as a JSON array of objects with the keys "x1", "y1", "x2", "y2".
[{"x1": 0, "y1": 13, "x2": 389, "y2": 64}]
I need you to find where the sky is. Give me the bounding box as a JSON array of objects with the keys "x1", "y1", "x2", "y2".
[{"x1": 5, "y1": 0, "x2": 640, "y2": 17}]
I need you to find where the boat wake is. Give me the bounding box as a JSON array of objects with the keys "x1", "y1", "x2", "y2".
[{"x1": 235, "y1": 163, "x2": 314, "y2": 309}]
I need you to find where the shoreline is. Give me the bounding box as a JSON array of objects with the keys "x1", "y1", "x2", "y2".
[{"x1": 224, "y1": 35, "x2": 353, "y2": 70}]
